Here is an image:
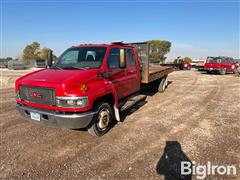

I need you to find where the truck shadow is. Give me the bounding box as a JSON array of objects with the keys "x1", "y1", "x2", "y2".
[
  {"x1": 156, "y1": 141, "x2": 192, "y2": 180},
  {"x1": 119, "y1": 80, "x2": 173, "y2": 122},
  {"x1": 119, "y1": 100, "x2": 147, "y2": 122},
  {"x1": 200, "y1": 71, "x2": 235, "y2": 76},
  {"x1": 140, "y1": 81, "x2": 173, "y2": 96},
  {"x1": 200, "y1": 71, "x2": 220, "y2": 75}
]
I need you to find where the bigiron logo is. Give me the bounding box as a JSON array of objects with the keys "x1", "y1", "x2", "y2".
[{"x1": 181, "y1": 161, "x2": 237, "y2": 179}]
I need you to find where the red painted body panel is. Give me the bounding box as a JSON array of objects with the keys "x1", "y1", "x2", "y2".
[
  {"x1": 183, "y1": 63, "x2": 191, "y2": 70},
  {"x1": 204, "y1": 62, "x2": 235, "y2": 72},
  {"x1": 15, "y1": 44, "x2": 141, "y2": 112}
]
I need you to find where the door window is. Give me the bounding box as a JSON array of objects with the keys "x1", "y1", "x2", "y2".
[
  {"x1": 108, "y1": 48, "x2": 126, "y2": 69},
  {"x1": 127, "y1": 49, "x2": 136, "y2": 66}
]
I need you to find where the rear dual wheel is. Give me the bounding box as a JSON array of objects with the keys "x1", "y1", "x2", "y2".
[
  {"x1": 158, "y1": 77, "x2": 168, "y2": 93},
  {"x1": 220, "y1": 68, "x2": 226, "y2": 75},
  {"x1": 151, "y1": 76, "x2": 168, "y2": 93}
]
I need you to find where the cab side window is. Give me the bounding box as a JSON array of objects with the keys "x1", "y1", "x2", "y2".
[
  {"x1": 108, "y1": 48, "x2": 120, "y2": 69},
  {"x1": 127, "y1": 49, "x2": 136, "y2": 66},
  {"x1": 220, "y1": 58, "x2": 226, "y2": 63}
]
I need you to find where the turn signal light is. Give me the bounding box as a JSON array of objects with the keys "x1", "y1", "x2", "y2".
[{"x1": 80, "y1": 83, "x2": 88, "y2": 92}]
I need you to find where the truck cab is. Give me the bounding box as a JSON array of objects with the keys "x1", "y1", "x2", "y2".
[
  {"x1": 16, "y1": 42, "x2": 172, "y2": 136},
  {"x1": 204, "y1": 56, "x2": 235, "y2": 75}
]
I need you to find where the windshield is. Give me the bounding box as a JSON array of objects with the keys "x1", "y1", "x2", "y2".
[
  {"x1": 52, "y1": 47, "x2": 107, "y2": 69},
  {"x1": 207, "y1": 57, "x2": 220, "y2": 63}
]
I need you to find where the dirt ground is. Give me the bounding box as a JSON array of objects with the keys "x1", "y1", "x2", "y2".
[
  {"x1": 0, "y1": 70, "x2": 239, "y2": 179},
  {"x1": 0, "y1": 69, "x2": 38, "y2": 89}
]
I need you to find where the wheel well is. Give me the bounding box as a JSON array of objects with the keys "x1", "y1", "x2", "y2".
[{"x1": 93, "y1": 94, "x2": 115, "y2": 108}]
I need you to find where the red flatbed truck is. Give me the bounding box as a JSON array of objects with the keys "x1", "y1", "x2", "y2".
[{"x1": 16, "y1": 42, "x2": 173, "y2": 136}]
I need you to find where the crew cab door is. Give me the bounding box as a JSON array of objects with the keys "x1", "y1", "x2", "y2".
[
  {"x1": 126, "y1": 48, "x2": 140, "y2": 94},
  {"x1": 106, "y1": 47, "x2": 129, "y2": 99}
]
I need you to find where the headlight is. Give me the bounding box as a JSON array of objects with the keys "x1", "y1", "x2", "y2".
[{"x1": 56, "y1": 96, "x2": 88, "y2": 108}]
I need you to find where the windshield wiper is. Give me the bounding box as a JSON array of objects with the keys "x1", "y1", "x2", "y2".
[
  {"x1": 51, "y1": 65, "x2": 62, "y2": 70},
  {"x1": 62, "y1": 66, "x2": 88, "y2": 70}
]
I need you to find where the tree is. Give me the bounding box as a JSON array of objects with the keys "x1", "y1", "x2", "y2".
[
  {"x1": 22, "y1": 42, "x2": 57, "y2": 63},
  {"x1": 183, "y1": 57, "x2": 192, "y2": 63},
  {"x1": 23, "y1": 42, "x2": 40, "y2": 63},
  {"x1": 38, "y1": 48, "x2": 51, "y2": 60},
  {"x1": 148, "y1": 40, "x2": 171, "y2": 63},
  {"x1": 38, "y1": 48, "x2": 58, "y2": 61}
]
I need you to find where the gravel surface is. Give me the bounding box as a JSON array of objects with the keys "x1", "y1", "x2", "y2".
[{"x1": 0, "y1": 70, "x2": 239, "y2": 179}]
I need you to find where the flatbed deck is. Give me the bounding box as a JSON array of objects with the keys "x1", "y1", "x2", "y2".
[
  {"x1": 149, "y1": 66, "x2": 171, "y2": 74},
  {"x1": 141, "y1": 66, "x2": 173, "y2": 83}
]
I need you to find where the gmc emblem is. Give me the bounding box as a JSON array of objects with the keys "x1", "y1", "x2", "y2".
[{"x1": 29, "y1": 92, "x2": 42, "y2": 98}]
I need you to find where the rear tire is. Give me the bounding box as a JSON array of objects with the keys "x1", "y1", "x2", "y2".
[
  {"x1": 87, "y1": 102, "x2": 113, "y2": 137},
  {"x1": 150, "y1": 79, "x2": 160, "y2": 92},
  {"x1": 220, "y1": 68, "x2": 226, "y2": 75},
  {"x1": 158, "y1": 77, "x2": 167, "y2": 93}
]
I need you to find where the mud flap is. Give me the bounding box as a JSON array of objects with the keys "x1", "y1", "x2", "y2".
[{"x1": 114, "y1": 105, "x2": 120, "y2": 121}]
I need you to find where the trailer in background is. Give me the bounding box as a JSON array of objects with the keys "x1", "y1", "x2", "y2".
[
  {"x1": 8, "y1": 60, "x2": 26, "y2": 70},
  {"x1": 30, "y1": 59, "x2": 46, "y2": 68},
  {"x1": 0, "y1": 62, "x2": 7, "y2": 68},
  {"x1": 195, "y1": 60, "x2": 206, "y2": 71},
  {"x1": 161, "y1": 58, "x2": 191, "y2": 70}
]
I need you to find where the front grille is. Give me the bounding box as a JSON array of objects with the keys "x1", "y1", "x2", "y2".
[{"x1": 19, "y1": 86, "x2": 56, "y2": 106}]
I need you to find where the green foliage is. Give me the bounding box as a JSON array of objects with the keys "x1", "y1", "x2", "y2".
[
  {"x1": 148, "y1": 40, "x2": 171, "y2": 63},
  {"x1": 22, "y1": 42, "x2": 57, "y2": 63},
  {"x1": 38, "y1": 48, "x2": 58, "y2": 61},
  {"x1": 183, "y1": 57, "x2": 192, "y2": 63},
  {"x1": 38, "y1": 48, "x2": 52, "y2": 61},
  {"x1": 23, "y1": 42, "x2": 40, "y2": 63}
]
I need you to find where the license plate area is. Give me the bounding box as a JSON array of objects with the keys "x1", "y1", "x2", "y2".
[{"x1": 30, "y1": 112, "x2": 41, "y2": 121}]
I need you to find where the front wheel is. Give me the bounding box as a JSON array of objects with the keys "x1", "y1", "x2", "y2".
[{"x1": 87, "y1": 102, "x2": 113, "y2": 137}]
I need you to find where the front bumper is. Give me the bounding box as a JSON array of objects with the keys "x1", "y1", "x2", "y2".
[{"x1": 16, "y1": 103, "x2": 95, "y2": 129}]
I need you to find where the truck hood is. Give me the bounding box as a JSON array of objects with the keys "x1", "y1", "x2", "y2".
[{"x1": 17, "y1": 68, "x2": 101, "y2": 95}]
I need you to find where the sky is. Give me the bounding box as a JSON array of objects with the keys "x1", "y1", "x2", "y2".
[{"x1": 1, "y1": 0, "x2": 239, "y2": 60}]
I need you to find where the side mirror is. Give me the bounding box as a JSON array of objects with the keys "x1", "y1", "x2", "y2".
[
  {"x1": 47, "y1": 50, "x2": 53, "y2": 68},
  {"x1": 119, "y1": 49, "x2": 126, "y2": 68}
]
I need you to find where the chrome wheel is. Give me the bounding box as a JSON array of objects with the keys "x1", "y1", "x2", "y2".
[{"x1": 97, "y1": 108, "x2": 110, "y2": 130}]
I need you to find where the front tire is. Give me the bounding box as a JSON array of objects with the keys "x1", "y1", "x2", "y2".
[{"x1": 87, "y1": 102, "x2": 113, "y2": 137}]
